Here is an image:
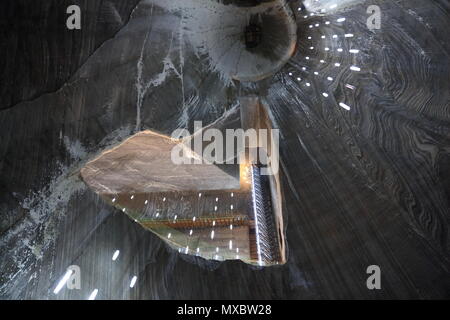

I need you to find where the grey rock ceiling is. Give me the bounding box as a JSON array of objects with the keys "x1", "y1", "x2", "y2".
[{"x1": 0, "y1": 0, "x2": 449, "y2": 299}]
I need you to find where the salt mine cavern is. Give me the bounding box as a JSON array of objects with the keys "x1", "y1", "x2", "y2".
[{"x1": 0, "y1": 0, "x2": 449, "y2": 302}]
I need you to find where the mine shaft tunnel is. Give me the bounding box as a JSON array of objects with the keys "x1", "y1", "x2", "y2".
[{"x1": 80, "y1": 95, "x2": 286, "y2": 266}]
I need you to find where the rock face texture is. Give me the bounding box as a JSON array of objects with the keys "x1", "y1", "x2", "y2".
[{"x1": 1, "y1": 0, "x2": 450, "y2": 299}]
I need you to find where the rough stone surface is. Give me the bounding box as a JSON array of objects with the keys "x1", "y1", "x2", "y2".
[{"x1": 0, "y1": 0, "x2": 449, "y2": 299}]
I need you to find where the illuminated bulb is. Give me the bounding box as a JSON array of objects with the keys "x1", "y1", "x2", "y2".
[
  {"x1": 53, "y1": 269, "x2": 73, "y2": 294},
  {"x1": 112, "y1": 250, "x2": 120, "y2": 261},
  {"x1": 129, "y1": 276, "x2": 137, "y2": 288},
  {"x1": 88, "y1": 289, "x2": 98, "y2": 300},
  {"x1": 339, "y1": 102, "x2": 351, "y2": 110}
]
